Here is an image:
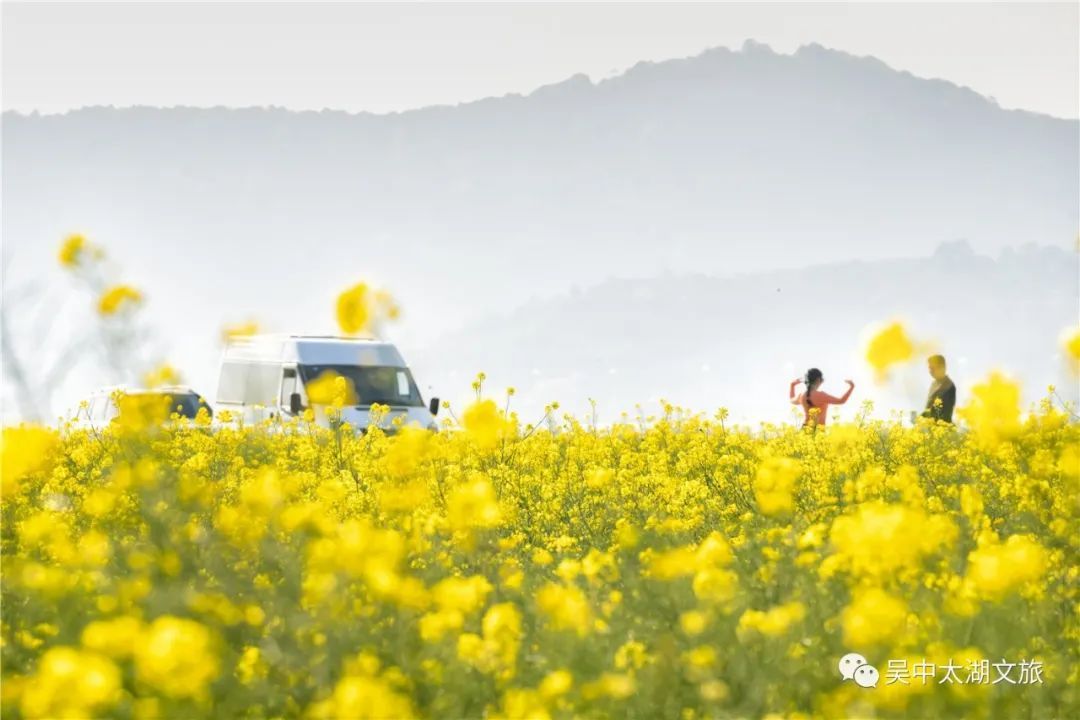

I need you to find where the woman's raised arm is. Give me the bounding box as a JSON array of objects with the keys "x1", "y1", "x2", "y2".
[{"x1": 819, "y1": 380, "x2": 855, "y2": 405}]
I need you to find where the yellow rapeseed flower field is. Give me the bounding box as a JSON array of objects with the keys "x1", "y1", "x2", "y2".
[{"x1": 1, "y1": 379, "x2": 1077, "y2": 719}]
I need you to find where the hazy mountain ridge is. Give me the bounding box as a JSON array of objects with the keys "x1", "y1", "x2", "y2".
[
  {"x1": 410, "y1": 241, "x2": 1078, "y2": 422},
  {"x1": 2, "y1": 41, "x2": 1060, "y2": 120},
  {"x1": 5, "y1": 42, "x2": 1075, "y2": 295},
  {"x1": 2, "y1": 42, "x2": 1076, "y2": 420}
]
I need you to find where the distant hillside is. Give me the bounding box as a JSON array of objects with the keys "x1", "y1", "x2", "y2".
[
  {"x1": 3, "y1": 42, "x2": 1077, "y2": 421},
  {"x1": 408, "y1": 242, "x2": 1079, "y2": 423},
  {"x1": 3, "y1": 41, "x2": 1076, "y2": 324}
]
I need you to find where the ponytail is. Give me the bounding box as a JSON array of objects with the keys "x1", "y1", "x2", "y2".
[{"x1": 803, "y1": 368, "x2": 823, "y2": 409}]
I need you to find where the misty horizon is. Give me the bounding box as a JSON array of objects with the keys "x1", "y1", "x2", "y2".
[
  {"x1": 3, "y1": 38, "x2": 1078, "y2": 425},
  {"x1": 4, "y1": 39, "x2": 1077, "y2": 122},
  {"x1": 5, "y1": 2, "x2": 1078, "y2": 119}
]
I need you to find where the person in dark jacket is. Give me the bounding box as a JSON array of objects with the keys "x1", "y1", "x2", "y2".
[{"x1": 922, "y1": 354, "x2": 956, "y2": 423}]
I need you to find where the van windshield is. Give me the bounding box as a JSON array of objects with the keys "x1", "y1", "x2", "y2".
[
  {"x1": 140, "y1": 392, "x2": 213, "y2": 419},
  {"x1": 299, "y1": 365, "x2": 423, "y2": 408}
]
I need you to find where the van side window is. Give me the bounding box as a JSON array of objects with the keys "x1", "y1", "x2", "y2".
[
  {"x1": 280, "y1": 368, "x2": 297, "y2": 408},
  {"x1": 218, "y1": 362, "x2": 248, "y2": 404},
  {"x1": 245, "y1": 364, "x2": 280, "y2": 406},
  {"x1": 102, "y1": 398, "x2": 119, "y2": 422}
]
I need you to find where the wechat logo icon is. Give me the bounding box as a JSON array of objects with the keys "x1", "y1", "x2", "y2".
[{"x1": 839, "y1": 652, "x2": 879, "y2": 689}]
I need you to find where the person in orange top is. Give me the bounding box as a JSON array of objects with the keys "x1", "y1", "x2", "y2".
[{"x1": 789, "y1": 368, "x2": 855, "y2": 427}]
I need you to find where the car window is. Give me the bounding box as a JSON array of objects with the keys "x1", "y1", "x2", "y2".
[{"x1": 280, "y1": 368, "x2": 298, "y2": 408}]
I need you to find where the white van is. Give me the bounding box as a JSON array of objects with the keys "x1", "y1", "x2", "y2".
[
  {"x1": 70, "y1": 385, "x2": 213, "y2": 431},
  {"x1": 215, "y1": 334, "x2": 439, "y2": 431}
]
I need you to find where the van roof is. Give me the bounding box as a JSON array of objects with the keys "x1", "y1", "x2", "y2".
[
  {"x1": 90, "y1": 385, "x2": 201, "y2": 396},
  {"x1": 223, "y1": 334, "x2": 406, "y2": 367}
]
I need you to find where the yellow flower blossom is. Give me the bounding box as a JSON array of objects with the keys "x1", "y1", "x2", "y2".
[
  {"x1": 539, "y1": 669, "x2": 573, "y2": 698},
  {"x1": 134, "y1": 616, "x2": 219, "y2": 699},
  {"x1": 536, "y1": 582, "x2": 592, "y2": 636},
  {"x1": 1062, "y1": 325, "x2": 1080, "y2": 374},
  {"x1": 142, "y1": 363, "x2": 182, "y2": 388},
  {"x1": 754, "y1": 456, "x2": 801, "y2": 516},
  {"x1": 447, "y1": 475, "x2": 502, "y2": 533},
  {"x1": 737, "y1": 601, "x2": 806, "y2": 639},
  {"x1": 1, "y1": 353, "x2": 1075, "y2": 718},
  {"x1": 221, "y1": 320, "x2": 260, "y2": 342},
  {"x1": 97, "y1": 284, "x2": 143, "y2": 315},
  {"x1": 336, "y1": 282, "x2": 372, "y2": 335},
  {"x1": 432, "y1": 574, "x2": 493, "y2": 615},
  {"x1": 20, "y1": 647, "x2": 121, "y2": 718},
  {"x1": 383, "y1": 425, "x2": 432, "y2": 476},
  {"x1": 58, "y1": 233, "x2": 88, "y2": 266},
  {"x1": 828, "y1": 500, "x2": 955, "y2": 580},
  {"x1": 964, "y1": 534, "x2": 1048, "y2": 600},
  {"x1": 1, "y1": 426, "x2": 58, "y2": 498},
  {"x1": 680, "y1": 609, "x2": 709, "y2": 635},
  {"x1": 306, "y1": 370, "x2": 358, "y2": 407},
  {"x1": 335, "y1": 283, "x2": 399, "y2": 336},
  {"x1": 959, "y1": 371, "x2": 1022, "y2": 446},
  {"x1": 81, "y1": 616, "x2": 144, "y2": 659},
  {"x1": 463, "y1": 398, "x2": 512, "y2": 450},
  {"x1": 841, "y1": 586, "x2": 908, "y2": 647},
  {"x1": 865, "y1": 321, "x2": 916, "y2": 379}
]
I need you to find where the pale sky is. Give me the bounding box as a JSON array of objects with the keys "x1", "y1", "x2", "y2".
[{"x1": 2, "y1": 1, "x2": 1078, "y2": 119}]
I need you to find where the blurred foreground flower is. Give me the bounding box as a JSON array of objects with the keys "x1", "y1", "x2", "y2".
[
  {"x1": 841, "y1": 586, "x2": 908, "y2": 647},
  {"x1": 2, "y1": 330, "x2": 1076, "y2": 719},
  {"x1": 57, "y1": 233, "x2": 106, "y2": 270},
  {"x1": 865, "y1": 321, "x2": 916, "y2": 380},
  {"x1": 753, "y1": 456, "x2": 801, "y2": 517},
  {"x1": 114, "y1": 393, "x2": 173, "y2": 431},
  {"x1": 336, "y1": 282, "x2": 400, "y2": 336},
  {"x1": 57, "y1": 234, "x2": 88, "y2": 268},
  {"x1": 142, "y1": 364, "x2": 182, "y2": 388},
  {"x1": 134, "y1": 616, "x2": 219, "y2": 700},
  {"x1": 1062, "y1": 325, "x2": 1080, "y2": 375},
  {"x1": 462, "y1": 399, "x2": 512, "y2": 450},
  {"x1": 221, "y1": 321, "x2": 261, "y2": 343},
  {"x1": 737, "y1": 601, "x2": 806, "y2": 639},
  {"x1": 97, "y1": 284, "x2": 143, "y2": 316},
  {"x1": 337, "y1": 283, "x2": 370, "y2": 334},
  {"x1": 19, "y1": 646, "x2": 121, "y2": 718},
  {"x1": 964, "y1": 534, "x2": 1048, "y2": 600},
  {"x1": 1, "y1": 426, "x2": 58, "y2": 497},
  {"x1": 959, "y1": 372, "x2": 1022, "y2": 446},
  {"x1": 306, "y1": 370, "x2": 358, "y2": 407}
]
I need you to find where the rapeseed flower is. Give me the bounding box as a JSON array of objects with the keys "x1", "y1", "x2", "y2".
[
  {"x1": 1, "y1": 365, "x2": 1075, "y2": 718},
  {"x1": 754, "y1": 456, "x2": 800, "y2": 516},
  {"x1": 841, "y1": 586, "x2": 908, "y2": 647},
  {"x1": 463, "y1": 398, "x2": 512, "y2": 450},
  {"x1": 221, "y1": 320, "x2": 260, "y2": 342},
  {"x1": 57, "y1": 233, "x2": 88, "y2": 267},
  {"x1": 97, "y1": 284, "x2": 143, "y2": 315},
  {"x1": 306, "y1": 370, "x2": 358, "y2": 407},
  {"x1": 134, "y1": 616, "x2": 219, "y2": 699},
  {"x1": 19, "y1": 647, "x2": 121, "y2": 718},
  {"x1": 737, "y1": 601, "x2": 806, "y2": 639},
  {"x1": 536, "y1": 583, "x2": 592, "y2": 636},
  {"x1": 865, "y1": 321, "x2": 916, "y2": 380},
  {"x1": 959, "y1": 371, "x2": 1022, "y2": 446},
  {"x1": 336, "y1": 282, "x2": 372, "y2": 335},
  {"x1": 964, "y1": 534, "x2": 1048, "y2": 600},
  {"x1": 1, "y1": 426, "x2": 58, "y2": 497}
]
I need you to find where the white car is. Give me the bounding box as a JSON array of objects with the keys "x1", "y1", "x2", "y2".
[
  {"x1": 70, "y1": 385, "x2": 213, "y2": 430},
  {"x1": 215, "y1": 334, "x2": 439, "y2": 432}
]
